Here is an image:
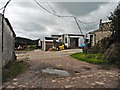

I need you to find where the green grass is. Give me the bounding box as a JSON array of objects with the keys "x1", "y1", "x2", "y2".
[
  {"x1": 71, "y1": 52, "x2": 107, "y2": 64},
  {"x1": 2, "y1": 61, "x2": 27, "y2": 82}
]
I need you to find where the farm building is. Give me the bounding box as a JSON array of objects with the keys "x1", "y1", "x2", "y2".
[
  {"x1": 42, "y1": 34, "x2": 85, "y2": 51},
  {"x1": 86, "y1": 19, "x2": 112, "y2": 47},
  {"x1": 0, "y1": 14, "x2": 16, "y2": 67},
  {"x1": 62, "y1": 34, "x2": 85, "y2": 48},
  {"x1": 42, "y1": 37, "x2": 59, "y2": 51}
]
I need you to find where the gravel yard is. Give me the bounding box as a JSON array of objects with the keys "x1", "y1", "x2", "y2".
[{"x1": 2, "y1": 49, "x2": 120, "y2": 89}]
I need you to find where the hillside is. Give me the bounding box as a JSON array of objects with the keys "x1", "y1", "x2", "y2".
[{"x1": 15, "y1": 37, "x2": 38, "y2": 48}]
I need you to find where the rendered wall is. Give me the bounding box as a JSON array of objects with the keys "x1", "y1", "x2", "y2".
[{"x1": 0, "y1": 14, "x2": 15, "y2": 67}]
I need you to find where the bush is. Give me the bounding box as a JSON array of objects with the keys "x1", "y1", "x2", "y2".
[
  {"x1": 104, "y1": 43, "x2": 120, "y2": 68},
  {"x1": 88, "y1": 45, "x2": 101, "y2": 54}
]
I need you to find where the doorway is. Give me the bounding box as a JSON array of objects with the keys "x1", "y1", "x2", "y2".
[{"x1": 70, "y1": 38, "x2": 79, "y2": 48}]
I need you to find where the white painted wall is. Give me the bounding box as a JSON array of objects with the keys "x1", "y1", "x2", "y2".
[
  {"x1": 64, "y1": 34, "x2": 84, "y2": 48},
  {"x1": 64, "y1": 34, "x2": 69, "y2": 48}
]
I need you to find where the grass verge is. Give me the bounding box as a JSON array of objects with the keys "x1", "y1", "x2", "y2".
[
  {"x1": 70, "y1": 52, "x2": 107, "y2": 64},
  {"x1": 2, "y1": 61, "x2": 27, "y2": 82}
]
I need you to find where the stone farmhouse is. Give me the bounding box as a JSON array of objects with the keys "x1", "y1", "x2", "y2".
[{"x1": 86, "y1": 19, "x2": 112, "y2": 47}]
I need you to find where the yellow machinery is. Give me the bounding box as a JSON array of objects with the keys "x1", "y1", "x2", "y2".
[{"x1": 59, "y1": 44, "x2": 64, "y2": 50}]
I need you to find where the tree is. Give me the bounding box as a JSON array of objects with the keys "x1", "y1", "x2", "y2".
[
  {"x1": 108, "y1": 3, "x2": 120, "y2": 44},
  {"x1": 105, "y1": 3, "x2": 120, "y2": 66}
]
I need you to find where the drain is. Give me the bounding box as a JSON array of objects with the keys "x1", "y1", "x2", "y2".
[{"x1": 42, "y1": 68, "x2": 70, "y2": 77}]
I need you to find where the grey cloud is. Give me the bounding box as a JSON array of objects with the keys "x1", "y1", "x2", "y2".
[
  {"x1": 22, "y1": 23, "x2": 46, "y2": 31},
  {"x1": 36, "y1": 17, "x2": 57, "y2": 26},
  {"x1": 54, "y1": 2, "x2": 107, "y2": 16},
  {"x1": 19, "y1": 30, "x2": 50, "y2": 39},
  {"x1": 81, "y1": 24, "x2": 98, "y2": 33},
  {"x1": 13, "y1": 21, "x2": 47, "y2": 32},
  {"x1": 54, "y1": 28, "x2": 65, "y2": 32},
  {"x1": 18, "y1": 13, "x2": 57, "y2": 26},
  {"x1": 2, "y1": 1, "x2": 118, "y2": 39},
  {"x1": 16, "y1": 2, "x2": 34, "y2": 8}
]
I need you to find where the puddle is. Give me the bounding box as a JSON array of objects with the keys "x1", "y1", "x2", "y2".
[{"x1": 42, "y1": 68, "x2": 70, "y2": 76}]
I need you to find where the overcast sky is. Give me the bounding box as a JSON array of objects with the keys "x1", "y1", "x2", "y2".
[{"x1": 0, "y1": 0, "x2": 119, "y2": 40}]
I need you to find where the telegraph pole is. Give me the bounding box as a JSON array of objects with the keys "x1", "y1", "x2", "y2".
[
  {"x1": 74, "y1": 17, "x2": 83, "y2": 35},
  {"x1": 1, "y1": 3, "x2": 5, "y2": 69},
  {"x1": 74, "y1": 17, "x2": 86, "y2": 41}
]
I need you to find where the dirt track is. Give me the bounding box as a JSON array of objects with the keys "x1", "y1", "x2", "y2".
[{"x1": 2, "y1": 49, "x2": 120, "y2": 88}]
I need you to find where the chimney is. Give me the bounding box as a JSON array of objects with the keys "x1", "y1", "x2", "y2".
[
  {"x1": 99, "y1": 19, "x2": 102, "y2": 30},
  {"x1": 100, "y1": 19, "x2": 102, "y2": 24}
]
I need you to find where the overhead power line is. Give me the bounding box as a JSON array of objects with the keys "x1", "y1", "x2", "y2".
[
  {"x1": 34, "y1": 0, "x2": 76, "y2": 18},
  {"x1": 34, "y1": 0, "x2": 98, "y2": 36},
  {"x1": 47, "y1": 3, "x2": 98, "y2": 24},
  {"x1": 0, "y1": 0, "x2": 11, "y2": 11},
  {"x1": 46, "y1": 2, "x2": 74, "y2": 21},
  {"x1": 34, "y1": 0, "x2": 79, "y2": 32},
  {"x1": 0, "y1": 7, "x2": 4, "y2": 11},
  {"x1": 48, "y1": 1, "x2": 97, "y2": 24},
  {"x1": 47, "y1": 2, "x2": 57, "y2": 14},
  {"x1": 77, "y1": 18, "x2": 98, "y2": 24},
  {"x1": 34, "y1": 0, "x2": 61, "y2": 17},
  {"x1": 34, "y1": 0, "x2": 85, "y2": 22},
  {"x1": 34, "y1": 0, "x2": 85, "y2": 35}
]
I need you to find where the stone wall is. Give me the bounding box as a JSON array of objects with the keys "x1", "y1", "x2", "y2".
[
  {"x1": 89, "y1": 21, "x2": 112, "y2": 46},
  {"x1": 95, "y1": 31, "x2": 112, "y2": 44}
]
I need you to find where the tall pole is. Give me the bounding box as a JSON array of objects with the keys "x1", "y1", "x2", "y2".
[
  {"x1": 74, "y1": 17, "x2": 83, "y2": 35},
  {"x1": 74, "y1": 17, "x2": 87, "y2": 52},
  {"x1": 74, "y1": 17, "x2": 85, "y2": 40},
  {"x1": 2, "y1": 9, "x2": 5, "y2": 52}
]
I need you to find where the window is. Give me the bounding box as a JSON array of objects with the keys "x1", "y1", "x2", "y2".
[{"x1": 65, "y1": 37, "x2": 67, "y2": 43}]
